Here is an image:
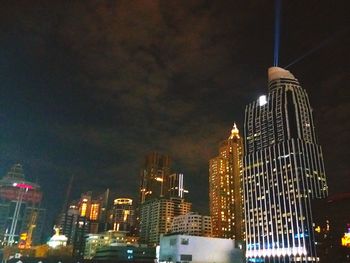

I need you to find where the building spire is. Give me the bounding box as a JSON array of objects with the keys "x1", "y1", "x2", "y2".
[{"x1": 229, "y1": 123, "x2": 240, "y2": 139}]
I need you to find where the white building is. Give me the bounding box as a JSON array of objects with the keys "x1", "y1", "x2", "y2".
[
  {"x1": 159, "y1": 234, "x2": 244, "y2": 263},
  {"x1": 47, "y1": 226, "x2": 68, "y2": 249},
  {"x1": 171, "y1": 212, "x2": 212, "y2": 237}
]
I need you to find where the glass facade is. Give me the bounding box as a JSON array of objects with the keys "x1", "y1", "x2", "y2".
[{"x1": 243, "y1": 67, "x2": 328, "y2": 263}]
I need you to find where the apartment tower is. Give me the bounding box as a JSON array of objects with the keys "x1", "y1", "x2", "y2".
[{"x1": 209, "y1": 124, "x2": 244, "y2": 240}]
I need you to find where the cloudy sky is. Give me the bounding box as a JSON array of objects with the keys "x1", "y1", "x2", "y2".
[{"x1": 0, "y1": 1, "x2": 349, "y2": 229}]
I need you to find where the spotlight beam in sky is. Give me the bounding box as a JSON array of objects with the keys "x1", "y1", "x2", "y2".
[
  {"x1": 273, "y1": 0, "x2": 282, "y2": 66},
  {"x1": 285, "y1": 27, "x2": 349, "y2": 69}
]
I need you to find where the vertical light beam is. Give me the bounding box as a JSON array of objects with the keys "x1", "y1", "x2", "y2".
[{"x1": 274, "y1": 0, "x2": 282, "y2": 66}]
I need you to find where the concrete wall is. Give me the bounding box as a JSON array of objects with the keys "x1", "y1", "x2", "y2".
[{"x1": 159, "y1": 234, "x2": 244, "y2": 263}]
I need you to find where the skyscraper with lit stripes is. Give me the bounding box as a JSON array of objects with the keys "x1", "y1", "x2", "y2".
[{"x1": 243, "y1": 67, "x2": 328, "y2": 263}]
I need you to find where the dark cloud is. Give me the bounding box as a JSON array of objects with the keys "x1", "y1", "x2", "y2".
[{"x1": 0, "y1": 0, "x2": 349, "y2": 232}]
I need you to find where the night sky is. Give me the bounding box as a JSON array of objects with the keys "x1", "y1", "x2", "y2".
[{"x1": 0, "y1": 1, "x2": 349, "y2": 232}]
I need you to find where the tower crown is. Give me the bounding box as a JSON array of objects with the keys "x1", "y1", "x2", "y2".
[
  {"x1": 229, "y1": 123, "x2": 240, "y2": 139},
  {"x1": 268, "y1": 66, "x2": 295, "y2": 82}
]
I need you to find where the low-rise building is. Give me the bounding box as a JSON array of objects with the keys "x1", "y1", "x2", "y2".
[
  {"x1": 84, "y1": 230, "x2": 138, "y2": 259},
  {"x1": 94, "y1": 245, "x2": 156, "y2": 262},
  {"x1": 159, "y1": 234, "x2": 244, "y2": 263}
]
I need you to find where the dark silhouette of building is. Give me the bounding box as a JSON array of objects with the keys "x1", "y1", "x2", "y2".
[{"x1": 139, "y1": 152, "x2": 171, "y2": 204}]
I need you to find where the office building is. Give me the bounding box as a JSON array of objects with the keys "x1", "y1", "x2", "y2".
[
  {"x1": 243, "y1": 67, "x2": 328, "y2": 262},
  {"x1": 171, "y1": 212, "x2": 212, "y2": 237},
  {"x1": 209, "y1": 124, "x2": 244, "y2": 240}
]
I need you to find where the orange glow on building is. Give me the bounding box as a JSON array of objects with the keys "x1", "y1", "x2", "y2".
[
  {"x1": 209, "y1": 124, "x2": 244, "y2": 240},
  {"x1": 342, "y1": 225, "x2": 350, "y2": 247},
  {"x1": 80, "y1": 202, "x2": 88, "y2": 217},
  {"x1": 90, "y1": 203, "x2": 100, "y2": 221}
]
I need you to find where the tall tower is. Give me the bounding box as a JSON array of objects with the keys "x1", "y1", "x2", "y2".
[
  {"x1": 138, "y1": 152, "x2": 191, "y2": 245},
  {"x1": 243, "y1": 67, "x2": 328, "y2": 263},
  {"x1": 0, "y1": 164, "x2": 45, "y2": 246},
  {"x1": 139, "y1": 152, "x2": 171, "y2": 204},
  {"x1": 209, "y1": 124, "x2": 244, "y2": 240},
  {"x1": 109, "y1": 198, "x2": 135, "y2": 232}
]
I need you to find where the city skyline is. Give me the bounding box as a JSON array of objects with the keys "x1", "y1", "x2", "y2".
[{"x1": 0, "y1": 1, "x2": 348, "y2": 235}]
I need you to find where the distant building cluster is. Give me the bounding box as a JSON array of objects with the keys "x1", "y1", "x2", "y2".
[
  {"x1": 139, "y1": 152, "x2": 203, "y2": 245},
  {"x1": 4, "y1": 67, "x2": 349, "y2": 263}
]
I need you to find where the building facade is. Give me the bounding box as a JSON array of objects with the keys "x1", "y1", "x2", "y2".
[
  {"x1": 209, "y1": 124, "x2": 244, "y2": 240},
  {"x1": 108, "y1": 198, "x2": 135, "y2": 232},
  {"x1": 139, "y1": 152, "x2": 171, "y2": 204},
  {"x1": 57, "y1": 189, "x2": 109, "y2": 257},
  {"x1": 243, "y1": 67, "x2": 328, "y2": 262},
  {"x1": 139, "y1": 197, "x2": 191, "y2": 246},
  {"x1": 171, "y1": 212, "x2": 212, "y2": 237},
  {"x1": 168, "y1": 173, "x2": 188, "y2": 199},
  {"x1": 159, "y1": 234, "x2": 244, "y2": 263},
  {"x1": 84, "y1": 230, "x2": 138, "y2": 259}
]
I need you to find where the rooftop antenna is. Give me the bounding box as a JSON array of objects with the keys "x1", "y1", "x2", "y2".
[{"x1": 273, "y1": 0, "x2": 282, "y2": 66}]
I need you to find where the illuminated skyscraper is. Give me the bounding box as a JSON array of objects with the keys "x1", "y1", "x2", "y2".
[
  {"x1": 168, "y1": 173, "x2": 188, "y2": 199},
  {"x1": 0, "y1": 164, "x2": 45, "y2": 246},
  {"x1": 139, "y1": 152, "x2": 171, "y2": 203},
  {"x1": 57, "y1": 189, "x2": 109, "y2": 257},
  {"x1": 243, "y1": 67, "x2": 328, "y2": 262},
  {"x1": 209, "y1": 124, "x2": 244, "y2": 240},
  {"x1": 108, "y1": 198, "x2": 135, "y2": 232}
]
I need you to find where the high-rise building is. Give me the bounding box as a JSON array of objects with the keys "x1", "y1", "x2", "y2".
[
  {"x1": 139, "y1": 152, "x2": 171, "y2": 203},
  {"x1": 139, "y1": 197, "x2": 191, "y2": 246},
  {"x1": 57, "y1": 204, "x2": 80, "y2": 244},
  {"x1": 209, "y1": 124, "x2": 244, "y2": 240},
  {"x1": 171, "y1": 212, "x2": 212, "y2": 237},
  {"x1": 168, "y1": 173, "x2": 189, "y2": 199},
  {"x1": 57, "y1": 189, "x2": 109, "y2": 257},
  {"x1": 243, "y1": 67, "x2": 328, "y2": 262},
  {"x1": 0, "y1": 164, "x2": 45, "y2": 247},
  {"x1": 108, "y1": 198, "x2": 135, "y2": 232},
  {"x1": 138, "y1": 153, "x2": 192, "y2": 245}
]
